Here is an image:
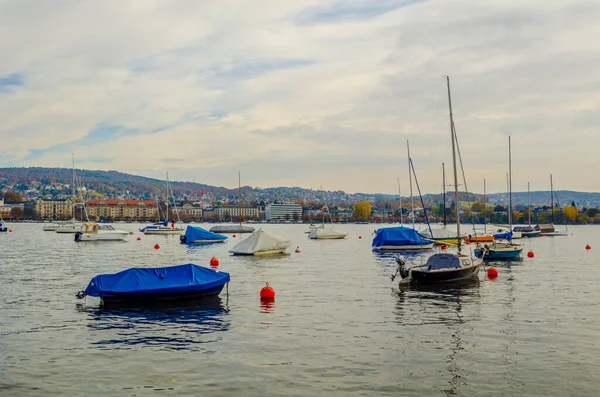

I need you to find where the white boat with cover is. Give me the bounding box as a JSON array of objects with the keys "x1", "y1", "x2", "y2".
[
  {"x1": 75, "y1": 223, "x2": 129, "y2": 241},
  {"x1": 308, "y1": 205, "x2": 348, "y2": 239},
  {"x1": 229, "y1": 229, "x2": 290, "y2": 256}
]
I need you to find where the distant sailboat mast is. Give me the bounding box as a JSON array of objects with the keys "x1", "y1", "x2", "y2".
[
  {"x1": 550, "y1": 174, "x2": 554, "y2": 224},
  {"x1": 239, "y1": 171, "x2": 243, "y2": 226},
  {"x1": 528, "y1": 182, "x2": 531, "y2": 226},
  {"x1": 508, "y1": 136, "x2": 513, "y2": 231}
]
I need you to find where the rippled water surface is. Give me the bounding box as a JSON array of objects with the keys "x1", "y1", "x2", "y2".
[{"x1": 1, "y1": 223, "x2": 599, "y2": 396}]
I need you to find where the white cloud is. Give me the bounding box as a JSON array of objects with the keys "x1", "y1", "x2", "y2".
[{"x1": 1, "y1": 0, "x2": 599, "y2": 194}]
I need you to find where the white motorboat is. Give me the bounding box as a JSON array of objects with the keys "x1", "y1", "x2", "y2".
[
  {"x1": 308, "y1": 225, "x2": 348, "y2": 239},
  {"x1": 75, "y1": 223, "x2": 129, "y2": 241},
  {"x1": 43, "y1": 223, "x2": 61, "y2": 231},
  {"x1": 229, "y1": 229, "x2": 290, "y2": 256},
  {"x1": 209, "y1": 224, "x2": 255, "y2": 234}
]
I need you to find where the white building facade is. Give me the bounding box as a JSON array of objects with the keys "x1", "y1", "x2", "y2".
[{"x1": 265, "y1": 203, "x2": 303, "y2": 221}]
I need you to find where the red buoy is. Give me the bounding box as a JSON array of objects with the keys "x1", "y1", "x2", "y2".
[
  {"x1": 136, "y1": 237, "x2": 141, "y2": 241},
  {"x1": 527, "y1": 250, "x2": 534, "y2": 258},
  {"x1": 210, "y1": 257, "x2": 219, "y2": 267},
  {"x1": 358, "y1": 236, "x2": 362, "y2": 239},
  {"x1": 233, "y1": 234, "x2": 236, "y2": 238},
  {"x1": 487, "y1": 267, "x2": 499, "y2": 278},
  {"x1": 586, "y1": 244, "x2": 591, "y2": 250},
  {"x1": 498, "y1": 238, "x2": 503, "y2": 242},
  {"x1": 465, "y1": 240, "x2": 470, "y2": 245},
  {"x1": 295, "y1": 246, "x2": 301, "y2": 253},
  {"x1": 260, "y1": 282, "x2": 275, "y2": 299},
  {"x1": 441, "y1": 244, "x2": 447, "y2": 251},
  {"x1": 154, "y1": 243, "x2": 160, "y2": 250},
  {"x1": 8, "y1": 229, "x2": 12, "y2": 233}
]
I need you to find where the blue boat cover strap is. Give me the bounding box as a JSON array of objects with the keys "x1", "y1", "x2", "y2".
[{"x1": 84, "y1": 263, "x2": 230, "y2": 298}]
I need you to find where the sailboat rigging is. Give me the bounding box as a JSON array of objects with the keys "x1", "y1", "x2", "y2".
[
  {"x1": 209, "y1": 172, "x2": 255, "y2": 234},
  {"x1": 393, "y1": 76, "x2": 482, "y2": 284}
]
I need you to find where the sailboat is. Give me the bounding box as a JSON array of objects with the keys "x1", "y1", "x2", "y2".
[
  {"x1": 475, "y1": 136, "x2": 524, "y2": 259},
  {"x1": 466, "y1": 179, "x2": 494, "y2": 243},
  {"x1": 141, "y1": 173, "x2": 184, "y2": 235},
  {"x1": 372, "y1": 142, "x2": 434, "y2": 251},
  {"x1": 55, "y1": 154, "x2": 86, "y2": 233},
  {"x1": 513, "y1": 182, "x2": 541, "y2": 237},
  {"x1": 393, "y1": 76, "x2": 481, "y2": 284},
  {"x1": 536, "y1": 175, "x2": 568, "y2": 236},
  {"x1": 308, "y1": 204, "x2": 348, "y2": 239},
  {"x1": 210, "y1": 172, "x2": 255, "y2": 234}
]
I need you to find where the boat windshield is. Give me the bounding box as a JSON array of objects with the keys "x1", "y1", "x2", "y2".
[{"x1": 425, "y1": 253, "x2": 461, "y2": 270}]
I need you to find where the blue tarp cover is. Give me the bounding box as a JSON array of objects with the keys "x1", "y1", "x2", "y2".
[
  {"x1": 183, "y1": 226, "x2": 227, "y2": 243},
  {"x1": 84, "y1": 263, "x2": 230, "y2": 298},
  {"x1": 372, "y1": 226, "x2": 429, "y2": 247},
  {"x1": 494, "y1": 231, "x2": 513, "y2": 240}
]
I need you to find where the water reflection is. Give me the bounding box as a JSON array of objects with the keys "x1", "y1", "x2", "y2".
[
  {"x1": 76, "y1": 297, "x2": 230, "y2": 351},
  {"x1": 394, "y1": 280, "x2": 480, "y2": 396}
]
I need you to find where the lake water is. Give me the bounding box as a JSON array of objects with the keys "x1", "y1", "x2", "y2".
[{"x1": 1, "y1": 223, "x2": 599, "y2": 396}]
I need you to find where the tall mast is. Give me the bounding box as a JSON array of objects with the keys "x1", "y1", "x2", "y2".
[
  {"x1": 550, "y1": 174, "x2": 554, "y2": 224},
  {"x1": 239, "y1": 171, "x2": 243, "y2": 226},
  {"x1": 407, "y1": 140, "x2": 415, "y2": 230},
  {"x1": 446, "y1": 76, "x2": 461, "y2": 252},
  {"x1": 397, "y1": 178, "x2": 403, "y2": 226},
  {"x1": 528, "y1": 182, "x2": 531, "y2": 226},
  {"x1": 442, "y1": 162, "x2": 447, "y2": 227},
  {"x1": 484, "y1": 178, "x2": 486, "y2": 203},
  {"x1": 508, "y1": 136, "x2": 513, "y2": 230},
  {"x1": 484, "y1": 178, "x2": 487, "y2": 233}
]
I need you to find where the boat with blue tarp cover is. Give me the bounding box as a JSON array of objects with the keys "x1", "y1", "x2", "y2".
[
  {"x1": 76, "y1": 264, "x2": 230, "y2": 303},
  {"x1": 180, "y1": 226, "x2": 227, "y2": 244},
  {"x1": 372, "y1": 226, "x2": 434, "y2": 251}
]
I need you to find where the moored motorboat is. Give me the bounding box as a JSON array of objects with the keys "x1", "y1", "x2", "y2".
[
  {"x1": 180, "y1": 226, "x2": 227, "y2": 244},
  {"x1": 55, "y1": 220, "x2": 83, "y2": 233},
  {"x1": 75, "y1": 223, "x2": 129, "y2": 241},
  {"x1": 513, "y1": 225, "x2": 541, "y2": 238},
  {"x1": 474, "y1": 240, "x2": 523, "y2": 259},
  {"x1": 229, "y1": 229, "x2": 290, "y2": 256},
  {"x1": 141, "y1": 221, "x2": 184, "y2": 235},
  {"x1": 76, "y1": 263, "x2": 230, "y2": 304}
]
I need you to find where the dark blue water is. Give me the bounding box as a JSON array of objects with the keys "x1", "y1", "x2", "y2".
[{"x1": 1, "y1": 223, "x2": 599, "y2": 396}]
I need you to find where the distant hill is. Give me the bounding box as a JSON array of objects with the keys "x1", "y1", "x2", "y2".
[{"x1": 1, "y1": 167, "x2": 600, "y2": 208}]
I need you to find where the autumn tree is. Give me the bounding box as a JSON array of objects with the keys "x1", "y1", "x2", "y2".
[
  {"x1": 353, "y1": 201, "x2": 372, "y2": 221},
  {"x1": 563, "y1": 205, "x2": 578, "y2": 222}
]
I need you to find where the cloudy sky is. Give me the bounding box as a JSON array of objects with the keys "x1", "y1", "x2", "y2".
[{"x1": 1, "y1": 0, "x2": 598, "y2": 194}]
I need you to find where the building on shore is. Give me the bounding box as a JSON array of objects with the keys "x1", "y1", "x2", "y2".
[
  {"x1": 202, "y1": 205, "x2": 259, "y2": 221},
  {"x1": 85, "y1": 199, "x2": 158, "y2": 221},
  {"x1": 35, "y1": 198, "x2": 73, "y2": 220},
  {"x1": 172, "y1": 203, "x2": 203, "y2": 220},
  {"x1": 265, "y1": 203, "x2": 303, "y2": 221}
]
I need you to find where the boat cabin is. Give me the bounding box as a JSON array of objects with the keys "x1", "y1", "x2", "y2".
[{"x1": 424, "y1": 253, "x2": 471, "y2": 271}]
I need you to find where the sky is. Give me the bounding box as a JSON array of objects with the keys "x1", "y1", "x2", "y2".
[{"x1": 1, "y1": 0, "x2": 599, "y2": 195}]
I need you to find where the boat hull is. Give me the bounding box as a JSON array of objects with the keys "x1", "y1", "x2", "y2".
[
  {"x1": 143, "y1": 229, "x2": 184, "y2": 235},
  {"x1": 540, "y1": 231, "x2": 568, "y2": 236},
  {"x1": 100, "y1": 285, "x2": 227, "y2": 304},
  {"x1": 408, "y1": 263, "x2": 480, "y2": 284},
  {"x1": 210, "y1": 226, "x2": 255, "y2": 234},
  {"x1": 474, "y1": 246, "x2": 523, "y2": 259},
  {"x1": 231, "y1": 249, "x2": 287, "y2": 256},
  {"x1": 521, "y1": 230, "x2": 541, "y2": 238},
  {"x1": 466, "y1": 235, "x2": 494, "y2": 243},
  {"x1": 55, "y1": 225, "x2": 82, "y2": 233},
  {"x1": 186, "y1": 239, "x2": 226, "y2": 244},
  {"x1": 77, "y1": 233, "x2": 128, "y2": 241},
  {"x1": 373, "y1": 243, "x2": 434, "y2": 251}
]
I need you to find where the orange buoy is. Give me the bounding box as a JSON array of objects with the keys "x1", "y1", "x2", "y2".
[
  {"x1": 295, "y1": 246, "x2": 301, "y2": 253},
  {"x1": 585, "y1": 244, "x2": 591, "y2": 250},
  {"x1": 487, "y1": 267, "x2": 499, "y2": 278},
  {"x1": 154, "y1": 243, "x2": 160, "y2": 250},
  {"x1": 210, "y1": 257, "x2": 219, "y2": 267},
  {"x1": 527, "y1": 250, "x2": 534, "y2": 258},
  {"x1": 260, "y1": 282, "x2": 275, "y2": 299},
  {"x1": 441, "y1": 244, "x2": 447, "y2": 251},
  {"x1": 136, "y1": 237, "x2": 141, "y2": 241}
]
